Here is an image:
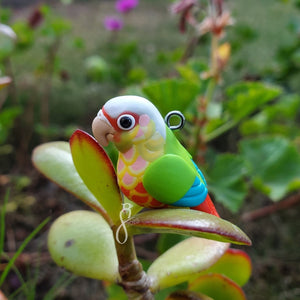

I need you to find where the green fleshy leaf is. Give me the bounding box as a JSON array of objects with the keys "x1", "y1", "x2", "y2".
[
  {"x1": 48, "y1": 210, "x2": 119, "y2": 282},
  {"x1": 207, "y1": 154, "x2": 249, "y2": 212},
  {"x1": 166, "y1": 290, "x2": 213, "y2": 300},
  {"x1": 156, "y1": 233, "x2": 188, "y2": 255},
  {"x1": 32, "y1": 142, "x2": 110, "y2": 222},
  {"x1": 198, "y1": 248, "x2": 252, "y2": 286},
  {"x1": 124, "y1": 196, "x2": 143, "y2": 216},
  {"x1": 106, "y1": 284, "x2": 128, "y2": 300},
  {"x1": 127, "y1": 209, "x2": 251, "y2": 245},
  {"x1": 240, "y1": 136, "x2": 300, "y2": 201},
  {"x1": 70, "y1": 130, "x2": 122, "y2": 224},
  {"x1": 142, "y1": 79, "x2": 199, "y2": 116},
  {"x1": 155, "y1": 282, "x2": 189, "y2": 300},
  {"x1": 225, "y1": 82, "x2": 282, "y2": 121},
  {"x1": 189, "y1": 274, "x2": 246, "y2": 300},
  {"x1": 147, "y1": 237, "x2": 229, "y2": 291}
]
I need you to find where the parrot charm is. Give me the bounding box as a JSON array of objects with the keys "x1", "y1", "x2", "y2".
[{"x1": 92, "y1": 95, "x2": 219, "y2": 217}]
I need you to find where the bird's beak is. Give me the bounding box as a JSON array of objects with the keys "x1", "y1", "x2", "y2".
[{"x1": 92, "y1": 110, "x2": 116, "y2": 147}]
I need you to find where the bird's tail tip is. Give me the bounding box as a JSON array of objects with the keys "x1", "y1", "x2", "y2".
[{"x1": 193, "y1": 194, "x2": 220, "y2": 217}]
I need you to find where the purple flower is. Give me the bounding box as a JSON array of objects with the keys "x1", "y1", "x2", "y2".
[
  {"x1": 115, "y1": 0, "x2": 139, "y2": 14},
  {"x1": 104, "y1": 16, "x2": 123, "y2": 31}
]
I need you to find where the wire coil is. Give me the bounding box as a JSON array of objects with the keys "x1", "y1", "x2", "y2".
[{"x1": 164, "y1": 110, "x2": 185, "y2": 130}]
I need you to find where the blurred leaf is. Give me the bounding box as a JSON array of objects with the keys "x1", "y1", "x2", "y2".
[
  {"x1": 189, "y1": 274, "x2": 246, "y2": 300},
  {"x1": 70, "y1": 130, "x2": 122, "y2": 224},
  {"x1": 204, "y1": 118, "x2": 226, "y2": 135},
  {"x1": 50, "y1": 18, "x2": 71, "y2": 36},
  {"x1": 198, "y1": 248, "x2": 252, "y2": 286},
  {"x1": 127, "y1": 66, "x2": 147, "y2": 84},
  {"x1": 0, "y1": 35, "x2": 15, "y2": 60},
  {"x1": 240, "y1": 94, "x2": 300, "y2": 138},
  {"x1": 142, "y1": 79, "x2": 200, "y2": 116},
  {"x1": 0, "y1": 9, "x2": 12, "y2": 24},
  {"x1": 156, "y1": 233, "x2": 188, "y2": 254},
  {"x1": 240, "y1": 136, "x2": 300, "y2": 200},
  {"x1": 48, "y1": 210, "x2": 119, "y2": 282},
  {"x1": 166, "y1": 290, "x2": 213, "y2": 300},
  {"x1": 32, "y1": 141, "x2": 110, "y2": 222},
  {"x1": 176, "y1": 64, "x2": 200, "y2": 84},
  {"x1": 73, "y1": 36, "x2": 85, "y2": 49},
  {"x1": 12, "y1": 21, "x2": 34, "y2": 49},
  {"x1": 225, "y1": 82, "x2": 282, "y2": 121},
  {"x1": 106, "y1": 283, "x2": 128, "y2": 300},
  {"x1": 114, "y1": 41, "x2": 140, "y2": 65},
  {"x1": 266, "y1": 94, "x2": 300, "y2": 119},
  {"x1": 147, "y1": 237, "x2": 229, "y2": 291},
  {"x1": 156, "y1": 48, "x2": 183, "y2": 64},
  {"x1": 127, "y1": 209, "x2": 251, "y2": 245},
  {"x1": 155, "y1": 282, "x2": 189, "y2": 300},
  {"x1": 207, "y1": 154, "x2": 248, "y2": 212},
  {"x1": 85, "y1": 55, "x2": 109, "y2": 81},
  {"x1": 206, "y1": 82, "x2": 283, "y2": 142},
  {"x1": 0, "y1": 106, "x2": 22, "y2": 144}
]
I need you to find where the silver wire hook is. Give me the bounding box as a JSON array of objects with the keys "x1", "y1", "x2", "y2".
[
  {"x1": 164, "y1": 111, "x2": 185, "y2": 130},
  {"x1": 116, "y1": 203, "x2": 133, "y2": 244}
]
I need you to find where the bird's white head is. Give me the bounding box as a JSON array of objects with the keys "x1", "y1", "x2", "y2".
[{"x1": 92, "y1": 95, "x2": 166, "y2": 152}]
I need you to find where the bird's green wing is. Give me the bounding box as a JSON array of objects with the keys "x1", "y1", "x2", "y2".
[{"x1": 143, "y1": 154, "x2": 197, "y2": 205}]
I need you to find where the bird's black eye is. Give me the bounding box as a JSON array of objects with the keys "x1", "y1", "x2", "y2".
[{"x1": 117, "y1": 114, "x2": 136, "y2": 130}]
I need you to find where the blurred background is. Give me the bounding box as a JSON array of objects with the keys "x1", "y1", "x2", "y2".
[{"x1": 0, "y1": 0, "x2": 299, "y2": 299}]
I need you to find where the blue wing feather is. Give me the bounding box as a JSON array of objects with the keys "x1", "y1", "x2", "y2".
[{"x1": 172, "y1": 160, "x2": 208, "y2": 207}]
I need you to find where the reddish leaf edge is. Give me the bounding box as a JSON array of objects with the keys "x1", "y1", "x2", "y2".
[
  {"x1": 69, "y1": 129, "x2": 118, "y2": 183},
  {"x1": 226, "y1": 248, "x2": 252, "y2": 265},
  {"x1": 127, "y1": 209, "x2": 252, "y2": 246},
  {"x1": 189, "y1": 273, "x2": 247, "y2": 300}
]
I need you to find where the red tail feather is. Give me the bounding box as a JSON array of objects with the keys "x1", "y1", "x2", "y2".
[{"x1": 192, "y1": 194, "x2": 219, "y2": 217}]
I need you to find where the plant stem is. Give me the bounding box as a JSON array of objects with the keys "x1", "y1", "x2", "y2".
[
  {"x1": 113, "y1": 226, "x2": 154, "y2": 300},
  {"x1": 41, "y1": 37, "x2": 61, "y2": 134},
  {"x1": 241, "y1": 191, "x2": 300, "y2": 222},
  {"x1": 192, "y1": 32, "x2": 219, "y2": 163},
  {"x1": 180, "y1": 35, "x2": 200, "y2": 64},
  {"x1": 203, "y1": 119, "x2": 236, "y2": 142}
]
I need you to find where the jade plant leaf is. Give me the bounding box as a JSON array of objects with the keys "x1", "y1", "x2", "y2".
[
  {"x1": 70, "y1": 130, "x2": 122, "y2": 224},
  {"x1": 166, "y1": 290, "x2": 213, "y2": 300},
  {"x1": 147, "y1": 237, "x2": 230, "y2": 291},
  {"x1": 127, "y1": 208, "x2": 251, "y2": 245},
  {"x1": 189, "y1": 274, "x2": 246, "y2": 300},
  {"x1": 198, "y1": 248, "x2": 252, "y2": 286},
  {"x1": 48, "y1": 210, "x2": 119, "y2": 282},
  {"x1": 240, "y1": 136, "x2": 300, "y2": 200},
  {"x1": 32, "y1": 142, "x2": 111, "y2": 223},
  {"x1": 142, "y1": 79, "x2": 199, "y2": 116},
  {"x1": 207, "y1": 154, "x2": 248, "y2": 213}
]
